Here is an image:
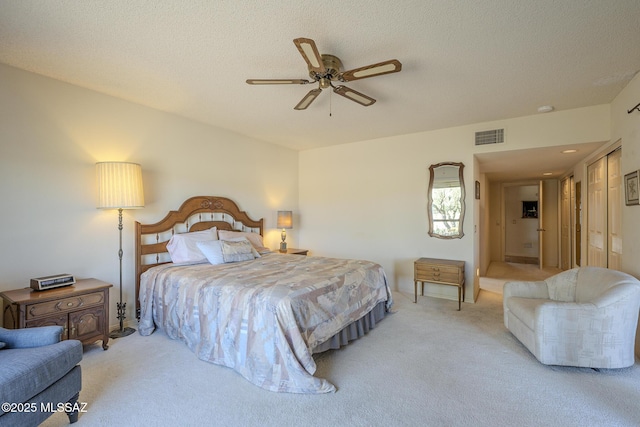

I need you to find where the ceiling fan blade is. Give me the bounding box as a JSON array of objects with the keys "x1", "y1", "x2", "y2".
[
  {"x1": 333, "y1": 86, "x2": 376, "y2": 107},
  {"x1": 340, "y1": 59, "x2": 402, "y2": 81},
  {"x1": 293, "y1": 38, "x2": 326, "y2": 74},
  {"x1": 246, "y1": 79, "x2": 311, "y2": 85},
  {"x1": 294, "y1": 88, "x2": 322, "y2": 110}
]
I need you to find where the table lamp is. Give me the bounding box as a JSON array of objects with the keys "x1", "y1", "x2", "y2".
[{"x1": 277, "y1": 211, "x2": 293, "y2": 253}]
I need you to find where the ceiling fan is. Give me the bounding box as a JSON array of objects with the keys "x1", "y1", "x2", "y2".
[{"x1": 246, "y1": 38, "x2": 402, "y2": 110}]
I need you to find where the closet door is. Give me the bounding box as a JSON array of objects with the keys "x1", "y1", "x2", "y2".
[
  {"x1": 587, "y1": 157, "x2": 607, "y2": 267},
  {"x1": 586, "y1": 146, "x2": 622, "y2": 270},
  {"x1": 607, "y1": 148, "x2": 622, "y2": 270}
]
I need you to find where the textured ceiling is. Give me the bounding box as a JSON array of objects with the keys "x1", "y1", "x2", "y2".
[{"x1": 1, "y1": 1, "x2": 639, "y2": 180}]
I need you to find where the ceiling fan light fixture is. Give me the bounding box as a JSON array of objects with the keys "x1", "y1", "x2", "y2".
[{"x1": 250, "y1": 37, "x2": 401, "y2": 110}]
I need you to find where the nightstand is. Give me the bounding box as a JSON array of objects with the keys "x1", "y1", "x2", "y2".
[
  {"x1": 280, "y1": 248, "x2": 308, "y2": 255},
  {"x1": 1, "y1": 278, "x2": 112, "y2": 350},
  {"x1": 414, "y1": 258, "x2": 465, "y2": 310}
]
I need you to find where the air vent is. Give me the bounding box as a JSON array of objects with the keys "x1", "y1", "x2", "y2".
[{"x1": 475, "y1": 129, "x2": 504, "y2": 146}]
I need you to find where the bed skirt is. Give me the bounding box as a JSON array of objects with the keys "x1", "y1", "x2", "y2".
[{"x1": 312, "y1": 301, "x2": 388, "y2": 354}]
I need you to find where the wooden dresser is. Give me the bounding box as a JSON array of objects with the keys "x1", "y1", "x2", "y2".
[
  {"x1": 414, "y1": 258, "x2": 465, "y2": 310},
  {"x1": 1, "y1": 278, "x2": 112, "y2": 350}
]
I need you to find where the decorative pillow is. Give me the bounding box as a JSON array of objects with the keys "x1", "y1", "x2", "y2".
[
  {"x1": 218, "y1": 230, "x2": 270, "y2": 254},
  {"x1": 197, "y1": 237, "x2": 260, "y2": 265},
  {"x1": 220, "y1": 239, "x2": 256, "y2": 263},
  {"x1": 166, "y1": 228, "x2": 217, "y2": 264},
  {"x1": 224, "y1": 237, "x2": 261, "y2": 258}
]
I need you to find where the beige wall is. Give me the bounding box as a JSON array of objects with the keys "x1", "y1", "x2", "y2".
[
  {"x1": 299, "y1": 106, "x2": 610, "y2": 304},
  {"x1": 0, "y1": 64, "x2": 299, "y2": 329},
  {"x1": 2, "y1": 60, "x2": 634, "y2": 324}
]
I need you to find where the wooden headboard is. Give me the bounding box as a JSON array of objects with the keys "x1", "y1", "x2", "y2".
[{"x1": 135, "y1": 196, "x2": 264, "y2": 318}]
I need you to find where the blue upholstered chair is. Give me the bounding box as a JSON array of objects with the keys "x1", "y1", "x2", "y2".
[{"x1": 0, "y1": 326, "x2": 83, "y2": 426}]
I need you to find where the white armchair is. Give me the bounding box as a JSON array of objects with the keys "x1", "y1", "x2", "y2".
[{"x1": 503, "y1": 267, "x2": 640, "y2": 369}]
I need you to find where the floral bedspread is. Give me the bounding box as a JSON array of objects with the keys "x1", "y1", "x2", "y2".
[{"x1": 138, "y1": 253, "x2": 392, "y2": 393}]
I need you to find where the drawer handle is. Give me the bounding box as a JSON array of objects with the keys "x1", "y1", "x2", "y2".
[{"x1": 67, "y1": 302, "x2": 73, "y2": 307}]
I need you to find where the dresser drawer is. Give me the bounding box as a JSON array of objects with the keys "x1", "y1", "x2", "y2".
[
  {"x1": 26, "y1": 291, "x2": 105, "y2": 319},
  {"x1": 415, "y1": 270, "x2": 460, "y2": 283},
  {"x1": 416, "y1": 263, "x2": 459, "y2": 275}
]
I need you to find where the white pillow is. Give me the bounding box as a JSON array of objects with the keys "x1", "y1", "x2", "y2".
[
  {"x1": 197, "y1": 237, "x2": 259, "y2": 265},
  {"x1": 195, "y1": 240, "x2": 225, "y2": 265},
  {"x1": 218, "y1": 230, "x2": 270, "y2": 254},
  {"x1": 166, "y1": 228, "x2": 217, "y2": 264}
]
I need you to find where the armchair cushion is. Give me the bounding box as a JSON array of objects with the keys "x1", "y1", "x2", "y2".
[
  {"x1": 0, "y1": 340, "x2": 83, "y2": 407},
  {"x1": 504, "y1": 267, "x2": 640, "y2": 369}
]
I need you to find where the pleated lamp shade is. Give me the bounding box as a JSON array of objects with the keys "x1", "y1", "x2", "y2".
[{"x1": 96, "y1": 162, "x2": 145, "y2": 209}]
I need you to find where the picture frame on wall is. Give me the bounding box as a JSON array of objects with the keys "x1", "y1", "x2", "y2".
[
  {"x1": 475, "y1": 180, "x2": 480, "y2": 200},
  {"x1": 522, "y1": 201, "x2": 538, "y2": 218},
  {"x1": 624, "y1": 170, "x2": 639, "y2": 206}
]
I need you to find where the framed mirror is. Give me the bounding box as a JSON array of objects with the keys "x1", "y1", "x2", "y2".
[{"x1": 428, "y1": 162, "x2": 465, "y2": 239}]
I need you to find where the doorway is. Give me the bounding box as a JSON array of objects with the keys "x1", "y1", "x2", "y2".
[{"x1": 503, "y1": 183, "x2": 540, "y2": 265}]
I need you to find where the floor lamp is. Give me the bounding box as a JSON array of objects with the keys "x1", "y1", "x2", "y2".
[{"x1": 96, "y1": 162, "x2": 144, "y2": 339}]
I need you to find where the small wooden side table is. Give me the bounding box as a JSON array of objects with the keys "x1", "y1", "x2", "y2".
[
  {"x1": 1, "y1": 278, "x2": 112, "y2": 350},
  {"x1": 414, "y1": 258, "x2": 465, "y2": 310},
  {"x1": 279, "y1": 248, "x2": 308, "y2": 255}
]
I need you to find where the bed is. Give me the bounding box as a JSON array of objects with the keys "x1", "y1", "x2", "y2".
[{"x1": 135, "y1": 196, "x2": 392, "y2": 393}]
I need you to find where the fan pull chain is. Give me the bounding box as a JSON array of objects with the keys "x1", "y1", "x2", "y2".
[{"x1": 329, "y1": 89, "x2": 332, "y2": 117}]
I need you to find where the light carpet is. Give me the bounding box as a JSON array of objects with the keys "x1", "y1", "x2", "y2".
[
  {"x1": 42, "y1": 290, "x2": 640, "y2": 427},
  {"x1": 480, "y1": 262, "x2": 563, "y2": 294}
]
